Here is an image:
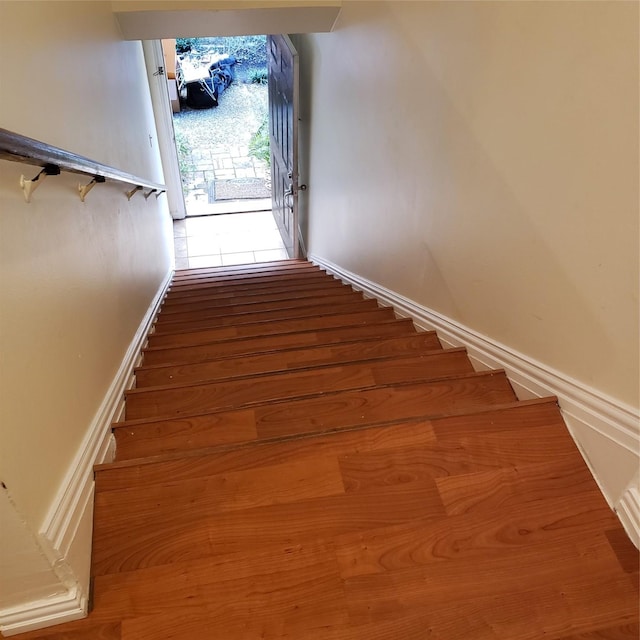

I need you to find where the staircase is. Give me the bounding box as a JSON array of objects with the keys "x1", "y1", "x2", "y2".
[{"x1": 40, "y1": 260, "x2": 639, "y2": 639}]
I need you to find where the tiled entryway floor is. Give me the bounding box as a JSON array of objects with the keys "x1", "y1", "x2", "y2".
[{"x1": 173, "y1": 211, "x2": 289, "y2": 269}]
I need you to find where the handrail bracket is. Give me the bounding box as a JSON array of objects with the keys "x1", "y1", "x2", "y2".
[
  {"x1": 19, "y1": 163, "x2": 60, "y2": 203},
  {"x1": 78, "y1": 175, "x2": 106, "y2": 202}
]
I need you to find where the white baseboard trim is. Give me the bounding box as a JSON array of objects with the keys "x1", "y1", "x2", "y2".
[
  {"x1": 0, "y1": 269, "x2": 172, "y2": 637},
  {"x1": 311, "y1": 255, "x2": 640, "y2": 544},
  {"x1": 0, "y1": 587, "x2": 86, "y2": 637},
  {"x1": 617, "y1": 486, "x2": 640, "y2": 549}
]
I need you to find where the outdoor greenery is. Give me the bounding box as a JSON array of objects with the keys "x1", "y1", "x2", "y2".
[
  {"x1": 249, "y1": 118, "x2": 270, "y2": 167},
  {"x1": 203, "y1": 35, "x2": 267, "y2": 66},
  {"x1": 249, "y1": 69, "x2": 268, "y2": 85},
  {"x1": 174, "y1": 130, "x2": 194, "y2": 193},
  {"x1": 175, "y1": 37, "x2": 198, "y2": 53},
  {"x1": 175, "y1": 36, "x2": 266, "y2": 66}
]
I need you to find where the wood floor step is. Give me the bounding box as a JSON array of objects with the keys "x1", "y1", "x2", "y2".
[
  {"x1": 141, "y1": 319, "x2": 420, "y2": 367},
  {"x1": 156, "y1": 288, "x2": 365, "y2": 321},
  {"x1": 169, "y1": 261, "x2": 321, "y2": 289},
  {"x1": 97, "y1": 398, "x2": 561, "y2": 490},
  {"x1": 100, "y1": 424, "x2": 594, "y2": 536},
  {"x1": 94, "y1": 402, "x2": 610, "y2": 581},
  {"x1": 124, "y1": 350, "x2": 476, "y2": 420},
  {"x1": 171, "y1": 259, "x2": 315, "y2": 283},
  {"x1": 113, "y1": 371, "x2": 517, "y2": 459},
  {"x1": 146, "y1": 308, "x2": 400, "y2": 349},
  {"x1": 134, "y1": 333, "x2": 444, "y2": 388},
  {"x1": 160, "y1": 277, "x2": 350, "y2": 309},
  {"x1": 152, "y1": 298, "x2": 382, "y2": 335},
  {"x1": 90, "y1": 504, "x2": 632, "y2": 635},
  {"x1": 174, "y1": 258, "x2": 307, "y2": 278},
  {"x1": 165, "y1": 269, "x2": 336, "y2": 298}
]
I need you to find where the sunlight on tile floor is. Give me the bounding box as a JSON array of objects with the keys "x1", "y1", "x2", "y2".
[{"x1": 173, "y1": 211, "x2": 289, "y2": 269}]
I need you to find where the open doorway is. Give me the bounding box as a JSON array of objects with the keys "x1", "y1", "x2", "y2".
[{"x1": 163, "y1": 36, "x2": 289, "y2": 268}]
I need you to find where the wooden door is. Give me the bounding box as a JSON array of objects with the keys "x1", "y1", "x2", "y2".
[{"x1": 268, "y1": 35, "x2": 301, "y2": 259}]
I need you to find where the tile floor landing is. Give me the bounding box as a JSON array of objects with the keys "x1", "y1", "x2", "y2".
[{"x1": 173, "y1": 211, "x2": 288, "y2": 269}]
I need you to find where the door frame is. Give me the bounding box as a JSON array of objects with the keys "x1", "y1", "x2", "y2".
[
  {"x1": 268, "y1": 34, "x2": 303, "y2": 259},
  {"x1": 142, "y1": 39, "x2": 187, "y2": 220}
]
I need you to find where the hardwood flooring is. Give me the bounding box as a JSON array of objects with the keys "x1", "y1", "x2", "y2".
[{"x1": 13, "y1": 260, "x2": 638, "y2": 640}]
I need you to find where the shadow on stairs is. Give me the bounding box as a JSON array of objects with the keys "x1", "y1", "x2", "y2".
[{"x1": 16, "y1": 259, "x2": 639, "y2": 639}]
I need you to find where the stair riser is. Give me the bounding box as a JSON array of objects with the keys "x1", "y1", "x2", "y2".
[
  {"x1": 146, "y1": 309, "x2": 398, "y2": 349},
  {"x1": 135, "y1": 334, "x2": 444, "y2": 387},
  {"x1": 141, "y1": 320, "x2": 418, "y2": 367},
  {"x1": 125, "y1": 352, "x2": 475, "y2": 420}
]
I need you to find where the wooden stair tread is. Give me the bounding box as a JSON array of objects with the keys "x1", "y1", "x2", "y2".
[
  {"x1": 155, "y1": 289, "x2": 365, "y2": 321},
  {"x1": 171, "y1": 259, "x2": 316, "y2": 282},
  {"x1": 96, "y1": 398, "x2": 561, "y2": 486},
  {"x1": 146, "y1": 308, "x2": 400, "y2": 348},
  {"x1": 113, "y1": 371, "x2": 518, "y2": 459},
  {"x1": 26, "y1": 262, "x2": 636, "y2": 640},
  {"x1": 151, "y1": 298, "x2": 383, "y2": 335},
  {"x1": 164, "y1": 269, "x2": 337, "y2": 297},
  {"x1": 124, "y1": 350, "x2": 477, "y2": 419},
  {"x1": 92, "y1": 397, "x2": 615, "y2": 585},
  {"x1": 161, "y1": 278, "x2": 351, "y2": 309},
  {"x1": 134, "y1": 333, "x2": 445, "y2": 387},
  {"x1": 125, "y1": 343, "x2": 475, "y2": 398},
  {"x1": 141, "y1": 319, "x2": 419, "y2": 366},
  {"x1": 173, "y1": 257, "x2": 306, "y2": 277}
]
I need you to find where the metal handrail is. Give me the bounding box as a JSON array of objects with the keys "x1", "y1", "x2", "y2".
[{"x1": 0, "y1": 127, "x2": 166, "y2": 202}]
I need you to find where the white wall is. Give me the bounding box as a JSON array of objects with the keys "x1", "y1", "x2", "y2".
[
  {"x1": 298, "y1": 1, "x2": 638, "y2": 511},
  {"x1": 112, "y1": 0, "x2": 342, "y2": 39},
  {"x1": 0, "y1": 0, "x2": 174, "y2": 630}
]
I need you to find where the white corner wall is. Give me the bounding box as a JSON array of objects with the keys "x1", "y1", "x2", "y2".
[
  {"x1": 298, "y1": 1, "x2": 639, "y2": 528},
  {"x1": 0, "y1": 1, "x2": 174, "y2": 633}
]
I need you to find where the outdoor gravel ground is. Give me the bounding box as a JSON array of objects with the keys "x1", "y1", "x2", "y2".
[{"x1": 173, "y1": 81, "x2": 268, "y2": 152}]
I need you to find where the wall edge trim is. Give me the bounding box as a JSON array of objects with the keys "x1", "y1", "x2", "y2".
[
  {"x1": 616, "y1": 487, "x2": 640, "y2": 549},
  {"x1": 311, "y1": 254, "x2": 640, "y2": 543},
  {"x1": 0, "y1": 268, "x2": 173, "y2": 637}
]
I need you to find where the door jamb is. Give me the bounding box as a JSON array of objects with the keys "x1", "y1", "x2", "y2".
[{"x1": 142, "y1": 39, "x2": 186, "y2": 220}]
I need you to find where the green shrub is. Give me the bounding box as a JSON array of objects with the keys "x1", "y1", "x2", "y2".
[
  {"x1": 249, "y1": 118, "x2": 270, "y2": 167},
  {"x1": 174, "y1": 130, "x2": 194, "y2": 192},
  {"x1": 249, "y1": 68, "x2": 268, "y2": 85},
  {"x1": 202, "y1": 35, "x2": 267, "y2": 66},
  {"x1": 175, "y1": 38, "x2": 199, "y2": 53}
]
